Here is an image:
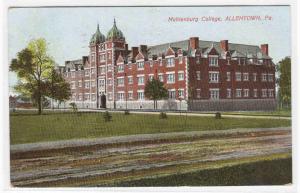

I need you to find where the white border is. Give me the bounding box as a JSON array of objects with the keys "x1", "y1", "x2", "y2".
[{"x1": 0, "y1": 1, "x2": 299, "y2": 193}]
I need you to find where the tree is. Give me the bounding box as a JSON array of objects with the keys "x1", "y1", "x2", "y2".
[
  {"x1": 45, "y1": 69, "x2": 71, "y2": 109},
  {"x1": 144, "y1": 78, "x2": 168, "y2": 109},
  {"x1": 277, "y1": 57, "x2": 291, "y2": 109},
  {"x1": 10, "y1": 38, "x2": 62, "y2": 114}
]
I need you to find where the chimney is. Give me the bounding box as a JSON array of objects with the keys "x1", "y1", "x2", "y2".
[
  {"x1": 131, "y1": 47, "x2": 139, "y2": 60},
  {"x1": 261, "y1": 44, "x2": 269, "y2": 56},
  {"x1": 139, "y1": 45, "x2": 147, "y2": 54},
  {"x1": 189, "y1": 37, "x2": 199, "y2": 49},
  {"x1": 220, "y1": 40, "x2": 229, "y2": 51}
]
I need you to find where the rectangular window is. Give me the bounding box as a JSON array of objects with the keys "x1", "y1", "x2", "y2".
[
  {"x1": 107, "y1": 78, "x2": 112, "y2": 85},
  {"x1": 117, "y1": 65, "x2": 124, "y2": 72},
  {"x1": 196, "y1": 71, "x2": 201, "y2": 80},
  {"x1": 253, "y1": 89, "x2": 258, "y2": 98},
  {"x1": 243, "y1": 73, "x2": 249, "y2": 81},
  {"x1": 117, "y1": 77, "x2": 124, "y2": 86},
  {"x1": 85, "y1": 70, "x2": 90, "y2": 77},
  {"x1": 107, "y1": 65, "x2": 112, "y2": 72},
  {"x1": 128, "y1": 91, "x2": 133, "y2": 100},
  {"x1": 137, "y1": 91, "x2": 144, "y2": 100},
  {"x1": 149, "y1": 61, "x2": 153, "y2": 68},
  {"x1": 148, "y1": 74, "x2": 154, "y2": 81},
  {"x1": 71, "y1": 72, "x2": 75, "y2": 78},
  {"x1": 91, "y1": 80, "x2": 96, "y2": 88},
  {"x1": 91, "y1": 68, "x2": 95, "y2": 75},
  {"x1": 166, "y1": 58, "x2": 175, "y2": 67},
  {"x1": 268, "y1": 74, "x2": 274, "y2": 82},
  {"x1": 268, "y1": 89, "x2": 274, "y2": 97},
  {"x1": 262, "y1": 73, "x2": 268, "y2": 82},
  {"x1": 91, "y1": 94, "x2": 96, "y2": 101},
  {"x1": 236, "y1": 89, "x2": 242, "y2": 98},
  {"x1": 209, "y1": 72, "x2": 219, "y2": 83},
  {"x1": 244, "y1": 89, "x2": 249, "y2": 97},
  {"x1": 178, "y1": 72, "x2": 184, "y2": 81},
  {"x1": 100, "y1": 54, "x2": 106, "y2": 62},
  {"x1": 137, "y1": 75, "x2": 144, "y2": 85},
  {"x1": 196, "y1": 57, "x2": 200, "y2": 64},
  {"x1": 108, "y1": 92, "x2": 112, "y2": 100},
  {"x1": 128, "y1": 76, "x2": 133, "y2": 84},
  {"x1": 178, "y1": 89, "x2": 184, "y2": 99},
  {"x1": 168, "y1": 90, "x2": 176, "y2": 99},
  {"x1": 167, "y1": 73, "x2": 175, "y2": 83},
  {"x1": 227, "y1": 89, "x2": 231, "y2": 98},
  {"x1": 179, "y1": 56, "x2": 183, "y2": 64},
  {"x1": 196, "y1": 89, "x2": 201, "y2": 99},
  {"x1": 235, "y1": 72, "x2": 242, "y2": 81},
  {"x1": 137, "y1": 62, "x2": 144, "y2": 70},
  {"x1": 227, "y1": 72, "x2": 231, "y2": 81},
  {"x1": 210, "y1": 89, "x2": 219, "y2": 100},
  {"x1": 84, "y1": 93, "x2": 90, "y2": 101},
  {"x1": 253, "y1": 73, "x2": 257, "y2": 82},
  {"x1": 78, "y1": 94, "x2": 82, "y2": 101},
  {"x1": 158, "y1": 74, "x2": 164, "y2": 82},
  {"x1": 71, "y1": 82, "x2": 76, "y2": 89},
  {"x1": 78, "y1": 80, "x2": 82, "y2": 87},
  {"x1": 209, "y1": 57, "x2": 218, "y2": 66},
  {"x1": 99, "y1": 79, "x2": 105, "y2": 87},
  {"x1": 84, "y1": 81, "x2": 90, "y2": 89},
  {"x1": 159, "y1": 59, "x2": 163, "y2": 66},
  {"x1": 262, "y1": 89, "x2": 267, "y2": 97},
  {"x1": 117, "y1": 92, "x2": 124, "y2": 101},
  {"x1": 99, "y1": 66, "x2": 105, "y2": 74}
]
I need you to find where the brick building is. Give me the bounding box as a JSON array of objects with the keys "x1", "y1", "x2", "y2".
[{"x1": 62, "y1": 19, "x2": 276, "y2": 111}]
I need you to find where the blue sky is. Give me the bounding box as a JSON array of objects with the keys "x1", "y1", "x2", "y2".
[{"x1": 8, "y1": 6, "x2": 290, "y2": 91}]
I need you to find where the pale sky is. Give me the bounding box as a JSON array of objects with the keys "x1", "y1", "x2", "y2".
[{"x1": 8, "y1": 6, "x2": 291, "y2": 91}]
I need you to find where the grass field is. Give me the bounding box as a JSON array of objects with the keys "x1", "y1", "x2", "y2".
[{"x1": 10, "y1": 111, "x2": 291, "y2": 144}]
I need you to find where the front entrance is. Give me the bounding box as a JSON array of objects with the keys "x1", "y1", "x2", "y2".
[{"x1": 100, "y1": 94, "x2": 106, "y2": 108}]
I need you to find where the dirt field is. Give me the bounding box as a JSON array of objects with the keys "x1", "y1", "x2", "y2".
[{"x1": 10, "y1": 127, "x2": 292, "y2": 187}]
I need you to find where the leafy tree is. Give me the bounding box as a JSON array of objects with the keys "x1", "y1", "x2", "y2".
[
  {"x1": 10, "y1": 38, "x2": 68, "y2": 114},
  {"x1": 45, "y1": 69, "x2": 71, "y2": 108},
  {"x1": 144, "y1": 78, "x2": 168, "y2": 109},
  {"x1": 277, "y1": 57, "x2": 291, "y2": 109}
]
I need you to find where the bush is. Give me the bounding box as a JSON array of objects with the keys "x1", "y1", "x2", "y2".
[
  {"x1": 124, "y1": 110, "x2": 130, "y2": 115},
  {"x1": 69, "y1": 102, "x2": 78, "y2": 113},
  {"x1": 215, "y1": 112, "x2": 221, "y2": 119},
  {"x1": 103, "y1": 111, "x2": 112, "y2": 122},
  {"x1": 159, "y1": 112, "x2": 167, "y2": 119}
]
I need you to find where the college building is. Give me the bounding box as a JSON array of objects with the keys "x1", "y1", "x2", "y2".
[{"x1": 60, "y1": 19, "x2": 276, "y2": 111}]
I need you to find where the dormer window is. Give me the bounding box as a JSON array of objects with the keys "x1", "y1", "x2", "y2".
[
  {"x1": 209, "y1": 56, "x2": 218, "y2": 67},
  {"x1": 196, "y1": 56, "x2": 200, "y2": 64},
  {"x1": 117, "y1": 64, "x2": 124, "y2": 72},
  {"x1": 166, "y1": 58, "x2": 175, "y2": 67},
  {"x1": 137, "y1": 61, "x2": 144, "y2": 70}
]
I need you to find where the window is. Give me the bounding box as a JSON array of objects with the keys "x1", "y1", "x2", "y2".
[
  {"x1": 244, "y1": 89, "x2": 249, "y2": 97},
  {"x1": 196, "y1": 57, "x2": 200, "y2": 64},
  {"x1": 268, "y1": 89, "x2": 274, "y2": 97},
  {"x1": 91, "y1": 94, "x2": 96, "y2": 101},
  {"x1": 227, "y1": 59, "x2": 230, "y2": 65},
  {"x1": 227, "y1": 72, "x2": 231, "y2": 81},
  {"x1": 71, "y1": 81, "x2": 76, "y2": 89},
  {"x1": 107, "y1": 65, "x2": 112, "y2": 72},
  {"x1": 235, "y1": 72, "x2": 242, "y2": 81},
  {"x1": 253, "y1": 89, "x2": 258, "y2": 97},
  {"x1": 196, "y1": 89, "x2": 201, "y2": 99},
  {"x1": 128, "y1": 91, "x2": 133, "y2": 100},
  {"x1": 148, "y1": 74, "x2": 154, "y2": 81},
  {"x1": 168, "y1": 90, "x2": 176, "y2": 99},
  {"x1": 78, "y1": 80, "x2": 82, "y2": 87},
  {"x1": 100, "y1": 66, "x2": 105, "y2": 74},
  {"x1": 85, "y1": 81, "x2": 90, "y2": 89},
  {"x1": 167, "y1": 73, "x2": 175, "y2": 83},
  {"x1": 91, "y1": 68, "x2": 95, "y2": 74},
  {"x1": 268, "y1": 74, "x2": 274, "y2": 82},
  {"x1": 209, "y1": 72, "x2": 219, "y2": 83},
  {"x1": 107, "y1": 78, "x2": 112, "y2": 85},
  {"x1": 159, "y1": 59, "x2": 163, "y2": 66},
  {"x1": 178, "y1": 72, "x2": 184, "y2": 81},
  {"x1": 227, "y1": 89, "x2": 231, "y2": 98},
  {"x1": 118, "y1": 65, "x2": 124, "y2": 72},
  {"x1": 262, "y1": 89, "x2": 267, "y2": 97},
  {"x1": 262, "y1": 73, "x2": 267, "y2": 82},
  {"x1": 210, "y1": 89, "x2": 219, "y2": 100},
  {"x1": 166, "y1": 58, "x2": 175, "y2": 67},
  {"x1": 137, "y1": 61, "x2": 144, "y2": 70},
  {"x1": 137, "y1": 75, "x2": 144, "y2": 85},
  {"x1": 158, "y1": 74, "x2": 164, "y2": 82},
  {"x1": 84, "y1": 93, "x2": 90, "y2": 101},
  {"x1": 72, "y1": 93, "x2": 76, "y2": 101},
  {"x1": 209, "y1": 56, "x2": 218, "y2": 66},
  {"x1": 91, "y1": 80, "x2": 96, "y2": 87},
  {"x1": 117, "y1": 92, "x2": 124, "y2": 101},
  {"x1": 128, "y1": 76, "x2": 133, "y2": 84},
  {"x1": 78, "y1": 94, "x2": 82, "y2": 101},
  {"x1": 137, "y1": 90, "x2": 144, "y2": 100},
  {"x1": 85, "y1": 70, "x2": 90, "y2": 77},
  {"x1": 243, "y1": 73, "x2": 249, "y2": 81},
  {"x1": 71, "y1": 72, "x2": 75, "y2": 78},
  {"x1": 253, "y1": 73, "x2": 257, "y2": 82},
  {"x1": 99, "y1": 79, "x2": 105, "y2": 87},
  {"x1": 149, "y1": 61, "x2": 153, "y2": 68},
  {"x1": 236, "y1": 89, "x2": 242, "y2": 98},
  {"x1": 117, "y1": 77, "x2": 124, "y2": 86},
  {"x1": 178, "y1": 89, "x2": 184, "y2": 98},
  {"x1": 100, "y1": 54, "x2": 105, "y2": 62},
  {"x1": 91, "y1": 54, "x2": 95, "y2": 62},
  {"x1": 108, "y1": 92, "x2": 112, "y2": 100},
  {"x1": 196, "y1": 71, "x2": 201, "y2": 80},
  {"x1": 107, "y1": 52, "x2": 111, "y2": 60}
]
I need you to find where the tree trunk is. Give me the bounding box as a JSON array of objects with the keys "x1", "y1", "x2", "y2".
[
  {"x1": 37, "y1": 95, "x2": 42, "y2": 115},
  {"x1": 153, "y1": 100, "x2": 156, "y2": 110}
]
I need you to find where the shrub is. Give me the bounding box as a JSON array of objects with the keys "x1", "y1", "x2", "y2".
[
  {"x1": 124, "y1": 110, "x2": 130, "y2": 115},
  {"x1": 69, "y1": 102, "x2": 78, "y2": 113},
  {"x1": 159, "y1": 112, "x2": 167, "y2": 119},
  {"x1": 215, "y1": 112, "x2": 221, "y2": 119},
  {"x1": 103, "y1": 111, "x2": 112, "y2": 122}
]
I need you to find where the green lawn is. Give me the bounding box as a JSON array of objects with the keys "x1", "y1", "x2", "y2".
[{"x1": 10, "y1": 111, "x2": 291, "y2": 144}]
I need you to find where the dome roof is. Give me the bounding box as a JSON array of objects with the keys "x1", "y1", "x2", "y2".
[
  {"x1": 106, "y1": 19, "x2": 125, "y2": 41},
  {"x1": 90, "y1": 24, "x2": 105, "y2": 45}
]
